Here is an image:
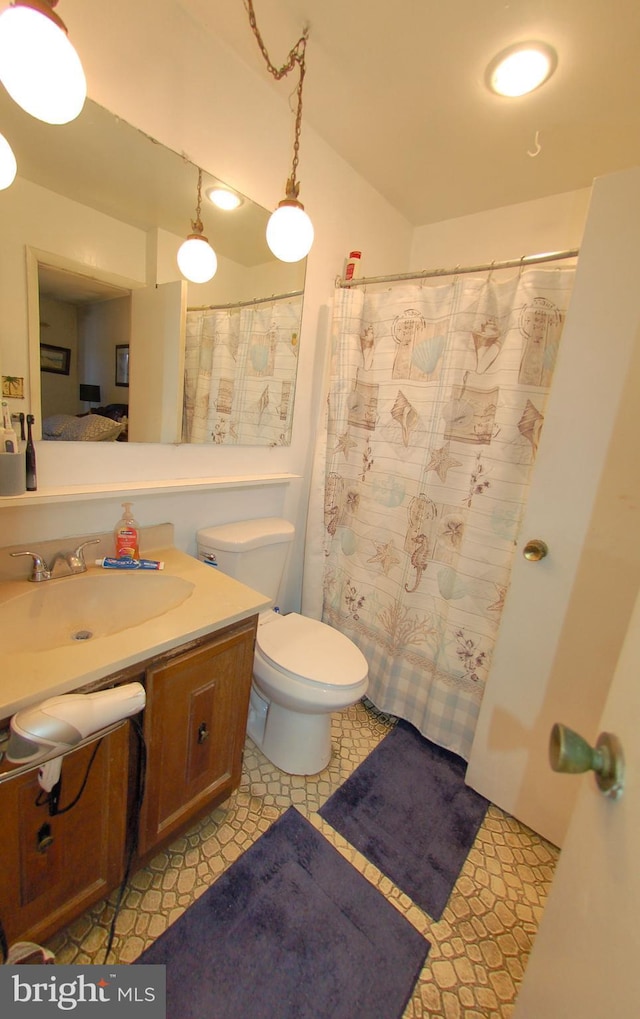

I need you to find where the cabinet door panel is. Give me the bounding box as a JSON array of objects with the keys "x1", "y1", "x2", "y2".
[
  {"x1": 139, "y1": 621, "x2": 255, "y2": 857},
  {"x1": 0, "y1": 722, "x2": 129, "y2": 945}
]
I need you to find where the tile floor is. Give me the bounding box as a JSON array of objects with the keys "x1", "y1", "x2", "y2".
[{"x1": 47, "y1": 699, "x2": 559, "y2": 1018}]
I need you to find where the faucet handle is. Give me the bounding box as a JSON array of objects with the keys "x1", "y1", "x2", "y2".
[
  {"x1": 70, "y1": 538, "x2": 101, "y2": 571},
  {"x1": 10, "y1": 550, "x2": 51, "y2": 582},
  {"x1": 74, "y1": 538, "x2": 100, "y2": 554}
]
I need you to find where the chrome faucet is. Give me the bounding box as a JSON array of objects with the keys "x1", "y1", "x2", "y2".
[{"x1": 10, "y1": 539, "x2": 100, "y2": 582}]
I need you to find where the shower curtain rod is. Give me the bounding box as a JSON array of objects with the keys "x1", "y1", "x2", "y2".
[
  {"x1": 336, "y1": 248, "x2": 579, "y2": 288},
  {"x1": 188, "y1": 289, "x2": 304, "y2": 312}
]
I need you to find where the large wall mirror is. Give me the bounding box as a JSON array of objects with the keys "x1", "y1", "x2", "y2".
[{"x1": 0, "y1": 89, "x2": 306, "y2": 446}]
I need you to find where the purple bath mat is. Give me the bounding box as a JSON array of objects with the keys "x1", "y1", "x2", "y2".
[
  {"x1": 319, "y1": 719, "x2": 489, "y2": 920},
  {"x1": 137, "y1": 806, "x2": 429, "y2": 1018}
]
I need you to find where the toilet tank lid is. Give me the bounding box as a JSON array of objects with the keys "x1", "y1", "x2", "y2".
[{"x1": 197, "y1": 517, "x2": 295, "y2": 551}]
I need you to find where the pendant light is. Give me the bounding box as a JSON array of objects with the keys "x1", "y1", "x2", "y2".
[
  {"x1": 177, "y1": 167, "x2": 218, "y2": 284},
  {"x1": 245, "y1": 0, "x2": 313, "y2": 263},
  {"x1": 0, "y1": 132, "x2": 17, "y2": 190},
  {"x1": 266, "y1": 176, "x2": 314, "y2": 264},
  {"x1": 0, "y1": 1, "x2": 86, "y2": 125}
]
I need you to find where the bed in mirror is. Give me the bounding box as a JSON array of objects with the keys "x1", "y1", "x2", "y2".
[{"x1": 0, "y1": 89, "x2": 306, "y2": 446}]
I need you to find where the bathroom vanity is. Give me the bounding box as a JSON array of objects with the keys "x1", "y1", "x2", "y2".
[{"x1": 0, "y1": 534, "x2": 268, "y2": 946}]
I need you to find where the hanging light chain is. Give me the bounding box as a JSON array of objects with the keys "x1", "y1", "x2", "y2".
[
  {"x1": 191, "y1": 166, "x2": 205, "y2": 235},
  {"x1": 244, "y1": 0, "x2": 307, "y2": 80},
  {"x1": 244, "y1": 0, "x2": 308, "y2": 198},
  {"x1": 287, "y1": 53, "x2": 306, "y2": 199}
]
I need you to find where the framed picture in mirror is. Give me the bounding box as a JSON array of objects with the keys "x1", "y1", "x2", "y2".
[
  {"x1": 40, "y1": 344, "x2": 71, "y2": 375},
  {"x1": 115, "y1": 344, "x2": 129, "y2": 387}
]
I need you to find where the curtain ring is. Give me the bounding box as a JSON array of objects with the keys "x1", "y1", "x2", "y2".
[
  {"x1": 518, "y1": 255, "x2": 527, "y2": 278},
  {"x1": 487, "y1": 260, "x2": 496, "y2": 283}
]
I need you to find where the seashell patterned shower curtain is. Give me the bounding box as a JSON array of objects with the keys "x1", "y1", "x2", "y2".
[
  {"x1": 183, "y1": 295, "x2": 302, "y2": 445},
  {"x1": 306, "y1": 268, "x2": 575, "y2": 759}
]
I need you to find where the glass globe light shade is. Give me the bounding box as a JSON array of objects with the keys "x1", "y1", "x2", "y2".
[
  {"x1": 177, "y1": 235, "x2": 218, "y2": 284},
  {"x1": 266, "y1": 201, "x2": 314, "y2": 262},
  {"x1": 0, "y1": 132, "x2": 17, "y2": 190},
  {"x1": 0, "y1": 4, "x2": 86, "y2": 124}
]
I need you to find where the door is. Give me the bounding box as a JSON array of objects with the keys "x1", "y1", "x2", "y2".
[
  {"x1": 512, "y1": 582, "x2": 640, "y2": 1017},
  {"x1": 129, "y1": 280, "x2": 186, "y2": 442},
  {"x1": 466, "y1": 166, "x2": 640, "y2": 847}
]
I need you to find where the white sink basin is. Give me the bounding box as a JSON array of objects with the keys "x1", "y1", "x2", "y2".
[{"x1": 2, "y1": 572, "x2": 195, "y2": 653}]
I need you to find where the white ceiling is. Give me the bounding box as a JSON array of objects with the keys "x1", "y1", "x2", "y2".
[{"x1": 182, "y1": 0, "x2": 640, "y2": 225}]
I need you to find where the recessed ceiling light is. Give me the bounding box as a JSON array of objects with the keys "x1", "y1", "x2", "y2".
[
  {"x1": 486, "y1": 42, "x2": 557, "y2": 97},
  {"x1": 206, "y1": 186, "x2": 243, "y2": 211}
]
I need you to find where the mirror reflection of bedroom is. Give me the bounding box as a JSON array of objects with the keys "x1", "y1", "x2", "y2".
[{"x1": 39, "y1": 263, "x2": 131, "y2": 442}]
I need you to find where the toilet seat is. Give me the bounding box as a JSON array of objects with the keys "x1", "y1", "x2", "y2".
[{"x1": 257, "y1": 612, "x2": 367, "y2": 688}]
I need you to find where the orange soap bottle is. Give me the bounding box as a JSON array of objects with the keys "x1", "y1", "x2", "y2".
[{"x1": 114, "y1": 502, "x2": 140, "y2": 559}]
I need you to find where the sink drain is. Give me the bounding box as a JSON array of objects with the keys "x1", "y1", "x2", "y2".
[{"x1": 72, "y1": 629, "x2": 93, "y2": 642}]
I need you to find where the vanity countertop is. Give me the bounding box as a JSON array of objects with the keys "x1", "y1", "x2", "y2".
[{"x1": 0, "y1": 546, "x2": 270, "y2": 720}]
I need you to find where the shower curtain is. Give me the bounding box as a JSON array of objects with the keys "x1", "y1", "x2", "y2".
[
  {"x1": 305, "y1": 268, "x2": 575, "y2": 759},
  {"x1": 183, "y1": 295, "x2": 302, "y2": 445}
]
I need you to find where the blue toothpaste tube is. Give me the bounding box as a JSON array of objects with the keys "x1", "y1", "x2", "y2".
[{"x1": 96, "y1": 557, "x2": 165, "y2": 570}]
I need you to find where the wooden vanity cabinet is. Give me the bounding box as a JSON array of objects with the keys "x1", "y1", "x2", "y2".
[
  {"x1": 0, "y1": 721, "x2": 130, "y2": 947},
  {"x1": 0, "y1": 615, "x2": 257, "y2": 944},
  {"x1": 137, "y1": 616, "x2": 257, "y2": 859}
]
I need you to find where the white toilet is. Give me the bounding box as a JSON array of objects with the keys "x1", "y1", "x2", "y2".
[{"x1": 196, "y1": 518, "x2": 369, "y2": 775}]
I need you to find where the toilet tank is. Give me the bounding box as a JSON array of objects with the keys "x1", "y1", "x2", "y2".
[{"x1": 196, "y1": 518, "x2": 295, "y2": 604}]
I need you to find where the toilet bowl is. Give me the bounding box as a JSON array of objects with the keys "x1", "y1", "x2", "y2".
[
  {"x1": 196, "y1": 518, "x2": 369, "y2": 775},
  {"x1": 248, "y1": 609, "x2": 369, "y2": 774}
]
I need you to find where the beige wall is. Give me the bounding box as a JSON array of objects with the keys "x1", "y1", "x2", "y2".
[
  {"x1": 1, "y1": 178, "x2": 147, "y2": 391},
  {"x1": 410, "y1": 189, "x2": 590, "y2": 269},
  {"x1": 39, "y1": 296, "x2": 79, "y2": 418}
]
